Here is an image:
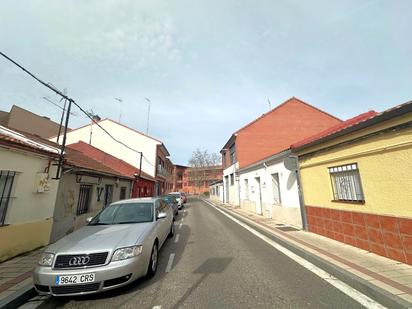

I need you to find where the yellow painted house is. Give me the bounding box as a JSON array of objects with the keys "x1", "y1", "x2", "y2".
[{"x1": 292, "y1": 101, "x2": 412, "y2": 265}]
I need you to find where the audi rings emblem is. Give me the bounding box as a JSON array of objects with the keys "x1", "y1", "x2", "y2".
[{"x1": 68, "y1": 256, "x2": 90, "y2": 266}]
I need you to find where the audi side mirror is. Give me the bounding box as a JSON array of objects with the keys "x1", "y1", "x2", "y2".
[
  {"x1": 157, "y1": 212, "x2": 167, "y2": 220},
  {"x1": 86, "y1": 217, "x2": 93, "y2": 223}
]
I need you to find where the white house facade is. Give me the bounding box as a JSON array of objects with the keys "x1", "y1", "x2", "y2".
[
  {"x1": 51, "y1": 119, "x2": 163, "y2": 179},
  {"x1": 238, "y1": 151, "x2": 303, "y2": 228},
  {"x1": 222, "y1": 162, "x2": 240, "y2": 206},
  {"x1": 209, "y1": 180, "x2": 224, "y2": 203}
]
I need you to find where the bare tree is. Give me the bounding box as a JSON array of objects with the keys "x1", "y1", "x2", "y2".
[{"x1": 187, "y1": 149, "x2": 221, "y2": 193}]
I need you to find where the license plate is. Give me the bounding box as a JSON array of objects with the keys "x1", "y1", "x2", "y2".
[{"x1": 56, "y1": 273, "x2": 95, "y2": 285}]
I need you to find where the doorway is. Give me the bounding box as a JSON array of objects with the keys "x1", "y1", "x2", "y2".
[
  {"x1": 224, "y1": 175, "x2": 229, "y2": 203},
  {"x1": 255, "y1": 177, "x2": 262, "y2": 215}
]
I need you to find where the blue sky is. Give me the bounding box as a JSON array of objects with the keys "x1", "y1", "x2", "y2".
[{"x1": 0, "y1": 0, "x2": 411, "y2": 165}]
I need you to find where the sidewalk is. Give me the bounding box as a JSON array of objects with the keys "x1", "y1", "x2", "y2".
[
  {"x1": 208, "y1": 199, "x2": 412, "y2": 308},
  {"x1": 0, "y1": 248, "x2": 43, "y2": 308}
]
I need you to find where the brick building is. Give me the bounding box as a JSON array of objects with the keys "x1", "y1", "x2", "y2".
[
  {"x1": 172, "y1": 164, "x2": 187, "y2": 192},
  {"x1": 221, "y1": 97, "x2": 342, "y2": 206},
  {"x1": 182, "y1": 165, "x2": 223, "y2": 194}
]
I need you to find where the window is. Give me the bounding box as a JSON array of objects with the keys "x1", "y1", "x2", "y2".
[
  {"x1": 0, "y1": 171, "x2": 16, "y2": 226},
  {"x1": 104, "y1": 184, "x2": 113, "y2": 208},
  {"x1": 77, "y1": 184, "x2": 92, "y2": 215},
  {"x1": 230, "y1": 173, "x2": 234, "y2": 186},
  {"x1": 222, "y1": 153, "x2": 226, "y2": 168},
  {"x1": 329, "y1": 163, "x2": 364, "y2": 202},
  {"x1": 120, "y1": 186, "x2": 127, "y2": 200},
  {"x1": 244, "y1": 179, "x2": 249, "y2": 199},
  {"x1": 271, "y1": 173, "x2": 281, "y2": 205},
  {"x1": 229, "y1": 144, "x2": 236, "y2": 165},
  {"x1": 155, "y1": 200, "x2": 168, "y2": 219}
]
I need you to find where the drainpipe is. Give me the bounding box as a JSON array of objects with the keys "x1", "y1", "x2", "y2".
[{"x1": 291, "y1": 156, "x2": 308, "y2": 230}]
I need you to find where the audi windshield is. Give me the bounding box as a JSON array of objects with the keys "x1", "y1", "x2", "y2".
[{"x1": 89, "y1": 203, "x2": 154, "y2": 225}]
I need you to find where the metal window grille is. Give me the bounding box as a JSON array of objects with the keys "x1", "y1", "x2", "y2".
[
  {"x1": 104, "y1": 184, "x2": 113, "y2": 208},
  {"x1": 76, "y1": 185, "x2": 92, "y2": 215},
  {"x1": 329, "y1": 163, "x2": 365, "y2": 202},
  {"x1": 0, "y1": 171, "x2": 16, "y2": 226}
]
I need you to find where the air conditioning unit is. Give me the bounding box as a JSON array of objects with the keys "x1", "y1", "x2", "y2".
[{"x1": 34, "y1": 173, "x2": 50, "y2": 193}]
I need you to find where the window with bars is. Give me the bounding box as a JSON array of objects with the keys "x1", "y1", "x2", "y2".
[
  {"x1": 329, "y1": 163, "x2": 365, "y2": 202},
  {"x1": 76, "y1": 184, "x2": 92, "y2": 215},
  {"x1": 0, "y1": 171, "x2": 16, "y2": 226},
  {"x1": 104, "y1": 184, "x2": 113, "y2": 208}
]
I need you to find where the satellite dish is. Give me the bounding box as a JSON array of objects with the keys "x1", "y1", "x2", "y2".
[{"x1": 284, "y1": 157, "x2": 298, "y2": 171}]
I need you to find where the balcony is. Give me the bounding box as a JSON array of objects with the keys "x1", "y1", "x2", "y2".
[{"x1": 156, "y1": 165, "x2": 169, "y2": 178}]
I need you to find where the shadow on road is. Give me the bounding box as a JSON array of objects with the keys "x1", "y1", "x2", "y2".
[{"x1": 171, "y1": 257, "x2": 233, "y2": 309}]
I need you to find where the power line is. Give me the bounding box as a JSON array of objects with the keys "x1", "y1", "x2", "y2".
[
  {"x1": 0, "y1": 51, "x2": 156, "y2": 170},
  {"x1": 42, "y1": 96, "x2": 78, "y2": 116}
]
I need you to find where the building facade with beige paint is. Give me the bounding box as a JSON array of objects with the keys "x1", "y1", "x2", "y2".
[{"x1": 0, "y1": 125, "x2": 60, "y2": 262}]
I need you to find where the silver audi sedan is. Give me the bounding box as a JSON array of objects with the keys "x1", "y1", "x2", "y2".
[{"x1": 33, "y1": 197, "x2": 174, "y2": 296}]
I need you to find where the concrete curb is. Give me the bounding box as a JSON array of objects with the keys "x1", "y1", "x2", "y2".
[
  {"x1": 0, "y1": 283, "x2": 36, "y2": 309},
  {"x1": 204, "y1": 199, "x2": 412, "y2": 309}
]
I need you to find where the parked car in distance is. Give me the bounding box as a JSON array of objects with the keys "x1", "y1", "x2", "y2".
[
  {"x1": 168, "y1": 192, "x2": 184, "y2": 209},
  {"x1": 181, "y1": 192, "x2": 187, "y2": 204},
  {"x1": 33, "y1": 197, "x2": 174, "y2": 296},
  {"x1": 161, "y1": 195, "x2": 179, "y2": 217}
]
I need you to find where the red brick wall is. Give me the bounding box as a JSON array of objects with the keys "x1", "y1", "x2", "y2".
[
  {"x1": 236, "y1": 98, "x2": 341, "y2": 168},
  {"x1": 306, "y1": 206, "x2": 412, "y2": 265},
  {"x1": 132, "y1": 178, "x2": 155, "y2": 197},
  {"x1": 182, "y1": 167, "x2": 223, "y2": 194}
]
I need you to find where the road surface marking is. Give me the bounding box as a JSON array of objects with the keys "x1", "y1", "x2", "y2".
[
  {"x1": 203, "y1": 200, "x2": 387, "y2": 309},
  {"x1": 182, "y1": 218, "x2": 184, "y2": 222},
  {"x1": 179, "y1": 222, "x2": 183, "y2": 229},
  {"x1": 152, "y1": 306, "x2": 162, "y2": 309},
  {"x1": 174, "y1": 234, "x2": 180, "y2": 243},
  {"x1": 165, "y1": 253, "x2": 175, "y2": 273}
]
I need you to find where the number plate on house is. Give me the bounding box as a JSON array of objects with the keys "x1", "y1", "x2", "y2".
[{"x1": 56, "y1": 273, "x2": 95, "y2": 285}]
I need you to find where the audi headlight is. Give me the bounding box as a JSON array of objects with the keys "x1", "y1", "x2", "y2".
[
  {"x1": 38, "y1": 252, "x2": 54, "y2": 267},
  {"x1": 111, "y1": 246, "x2": 143, "y2": 262}
]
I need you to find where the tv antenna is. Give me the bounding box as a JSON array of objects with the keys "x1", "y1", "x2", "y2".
[{"x1": 114, "y1": 97, "x2": 123, "y2": 122}]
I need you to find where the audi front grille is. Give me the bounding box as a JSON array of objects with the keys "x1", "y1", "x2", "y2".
[
  {"x1": 54, "y1": 252, "x2": 109, "y2": 269},
  {"x1": 51, "y1": 282, "x2": 101, "y2": 295}
]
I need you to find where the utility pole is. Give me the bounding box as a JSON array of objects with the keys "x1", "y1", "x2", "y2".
[{"x1": 145, "y1": 98, "x2": 151, "y2": 135}]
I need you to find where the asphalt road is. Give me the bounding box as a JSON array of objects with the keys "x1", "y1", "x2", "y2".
[{"x1": 36, "y1": 198, "x2": 364, "y2": 309}]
